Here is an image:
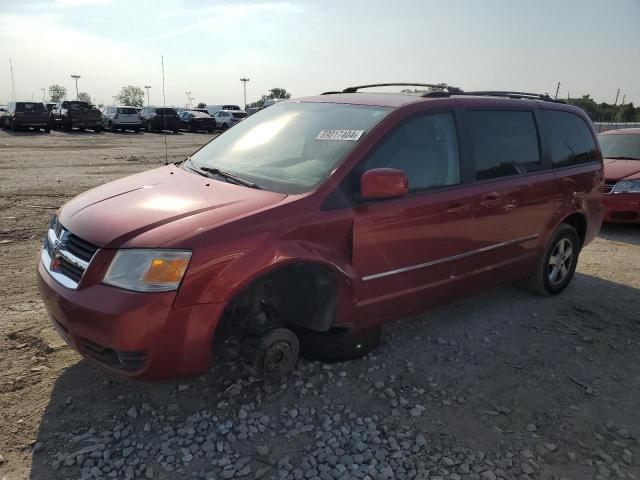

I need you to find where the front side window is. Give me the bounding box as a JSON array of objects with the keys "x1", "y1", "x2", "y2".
[
  {"x1": 598, "y1": 133, "x2": 640, "y2": 160},
  {"x1": 187, "y1": 102, "x2": 391, "y2": 194},
  {"x1": 363, "y1": 112, "x2": 460, "y2": 191},
  {"x1": 469, "y1": 110, "x2": 541, "y2": 180},
  {"x1": 544, "y1": 110, "x2": 598, "y2": 167}
]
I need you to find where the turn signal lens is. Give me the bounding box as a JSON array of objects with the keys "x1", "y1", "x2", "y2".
[{"x1": 143, "y1": 258, "x2": 190, "y2": 283}]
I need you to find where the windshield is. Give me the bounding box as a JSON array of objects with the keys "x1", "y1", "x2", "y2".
[
  {"x1": 186, "y1": 102, "x2": 391, "y2": 194},
  {"x1": 65, "y1": 101, "x2": 92, "y2": 109},
  {"x1": 157, "y1": 108, "x2": 177, "y2": 115},
  {"x1": 599, "y1": 133, "x2": 640, "y2": 160},
  {"x1": 17, "y1": 102, "x2": 47, "y2": 112}
]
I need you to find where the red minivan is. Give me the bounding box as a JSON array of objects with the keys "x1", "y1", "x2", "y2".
[{"x1": 37, "y1": 84, "x2": 603, "y2": 380}]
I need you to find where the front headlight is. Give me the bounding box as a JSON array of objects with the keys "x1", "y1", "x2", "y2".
[
  {"x1": 103, "y1": 249, "x2": 191, "y2": 292},
  {"x1": 612, "y1": 179, "x2": 640, "y2": 194}
]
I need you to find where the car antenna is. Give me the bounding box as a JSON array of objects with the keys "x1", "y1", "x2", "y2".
[{"x1": 161, "y1": 54, "x2": 168, "y2": 166}]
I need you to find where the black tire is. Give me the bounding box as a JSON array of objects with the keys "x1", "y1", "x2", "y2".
[
  {"x1": 173, "y1": 128, "x2": 179, "y2": 134},
  {"x1": 44, "y1": 125, "x2": 51, "y2": 133},
  {"x1": 108, "y1": 121, "x2": 115, "y2": 132},
  {"x1": 62, "y1": 120, "x2": 72, "y2": 131},
  {"x1": 11, "y1": 119, "x2": 18, "y2": 131},
  {"x1": 294, "y1": 326, "x2": 382, "y2": 362},
  {"x1": 207, "y1": 128, "x2": 214, "y2": 134},
  {"x1": 523, "y1": 224, "x2": 581, "y2": 296},
  {"x1": 146, "y1": 121, "x2": 153, "y2": 133},
  {"x1": 134, "y1": 127, "x2": 140, "y2": 133},
  {"x1": 93, "y1": 125, "x2": 102, "y2": 133},
  {"x1": 189, "y1": 122, "x2": 197, "y2": 133},
  {"x1": 222, "y1": 123, "x2": 229, "y2": 130}
]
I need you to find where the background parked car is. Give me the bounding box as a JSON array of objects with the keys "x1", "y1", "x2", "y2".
[
  {"x1": 102, "y1": 106, "x2": 142, "y2": 133},
  {"x1": 3, "y1": 101, "x2": 51, "y2": 132},
  {"x1": 0, "y1": 105, "x2": 6, "y2": 125},
  {"x1": 204, "y1": 104, "x2": 241, "y2": 116},
  {"x1": 179, "y1": 110, "x2": 216, "y2": 133},
  {"x1": 211, "y1": 109, "x2": 247, "y2": 130},
  {"x1": 51, "y1": 100, "x2": 102, "y2": 132},
  {"x1": 139, "y1": 106, "x2": 180, "y2": 133},
  {"x1": 599, "y1": 128, "x2": 640, "y2": 223}
]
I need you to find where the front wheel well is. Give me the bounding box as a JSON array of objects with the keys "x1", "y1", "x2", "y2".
[{"x1": 215, "y1": 262, "x2": 337, "y2": 346}]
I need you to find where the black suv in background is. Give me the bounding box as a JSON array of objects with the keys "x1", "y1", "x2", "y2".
[
  {"x1": 3, "y1": 102, "x2": 51, "y2": 132},
  {"x1": 140, "y1": 107, "x2": 180, "y2": 133},
  {"x1": 51, "y1": 101, "x2": 102, "y2": 132}
]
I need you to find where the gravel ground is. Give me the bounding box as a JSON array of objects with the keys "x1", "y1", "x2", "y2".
[{"x1": 0, "y1": 129, "x2": 639, "y2": 480}]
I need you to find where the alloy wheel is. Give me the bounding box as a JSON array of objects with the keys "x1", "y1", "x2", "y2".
[{"x1": 548, "y1": 237, "x2": 574, "y2": 285}]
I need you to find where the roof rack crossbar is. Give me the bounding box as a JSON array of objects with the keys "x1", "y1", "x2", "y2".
[{"x1": 329, "y1": 83, "x2": 464, "y2": 95}]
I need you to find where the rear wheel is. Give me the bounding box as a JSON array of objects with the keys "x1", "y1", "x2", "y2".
[
  {"x1": 146, "y1": 121, "x2": 152, "y2": 133},
  {"x1": 10, "y1": 119, "x2": 17, "y2": 131},
  {"x1": 222, "y1": 123, "x2": 229, "y2": 131},
  {"x1": 93, "y1": 125, "x2": 102, "y2": 133},
  {"x1": 523, "y1": 224, "x2": 580, "y2": 296},
  {"x1": 173, "y1": 128, "x2": 179, "y2": 134},
  {"x1": 134, "y1": 127, "x2": 140, "y2": 133}
]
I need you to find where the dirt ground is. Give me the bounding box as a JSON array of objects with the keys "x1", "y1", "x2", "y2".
[{"x1": 0, "y1": 129, "x2": 638, "y2": 480}]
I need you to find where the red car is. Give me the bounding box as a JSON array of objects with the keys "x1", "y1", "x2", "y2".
[
  {"x1": 599, "y1": 128, "x2": 640, "y2": 223},
  {"x1": 37, "y1": 84, "x2": 603, "y2": 380}
]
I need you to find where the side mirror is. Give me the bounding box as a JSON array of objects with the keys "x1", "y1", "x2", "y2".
[{"x1": 360, "y1": 168, "x2": 409, "y2": 200}]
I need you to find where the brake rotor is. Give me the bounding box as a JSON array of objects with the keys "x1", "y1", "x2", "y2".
[{"x1": 256, "y1": 328, "x2": 299, "y2": 379}]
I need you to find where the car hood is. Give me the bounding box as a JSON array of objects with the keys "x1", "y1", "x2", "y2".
[
  {"x1": 604, "y1": 159, "x2": 640, "y2": 181},
  {"x1": 58, "y1": 164, "x2": 287, "y2": 248}
]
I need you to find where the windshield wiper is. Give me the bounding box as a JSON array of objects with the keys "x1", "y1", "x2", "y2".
[
  {"x1": 200, "y1": 167, "x2": 261, "y2": 189},
  {"x1": 606, "y1": 156, "x2": 640, "y2": 160}
]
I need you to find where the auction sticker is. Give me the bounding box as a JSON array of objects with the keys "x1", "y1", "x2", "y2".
[{"x1": 315, "y1": 129, "x2": 364, "y2": 141}]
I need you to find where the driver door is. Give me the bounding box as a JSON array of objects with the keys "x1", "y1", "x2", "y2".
[{"x1": 352, "y1": 111, "x2": 477, "y2": 324}]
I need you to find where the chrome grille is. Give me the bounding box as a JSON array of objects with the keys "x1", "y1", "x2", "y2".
[
  {"x1": 42, "y1": 216, "x2": 99, "y2": 289},
  {"x1": 604, "y1": 182, "x2": 616, "y2": 194}
]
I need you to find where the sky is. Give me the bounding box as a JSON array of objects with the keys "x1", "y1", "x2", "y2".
[{"x1": 0, "y1": 0, "x2": 639, "y2": 107}]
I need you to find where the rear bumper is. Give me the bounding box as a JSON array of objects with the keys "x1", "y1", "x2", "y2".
[
  {"x1": 37, "y1": 259, "x2": 224, "y2": 380},
  {"x1": 70, "y1": 119, "x2": 101, "y2": 128},
  {"x1": 603, "y1": 193, "x2": 640, "y2": 223}
]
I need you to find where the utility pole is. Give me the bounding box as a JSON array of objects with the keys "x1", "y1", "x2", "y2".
[
  {"x1": 621, "y1": 94, "x2": 626, "y2": 106},
  {"x1": 614, "y1": 88, "x2": 620, "y2": 106},
  {"x1": 41, "y1": 88, "x2": 46, "y2": 101},
  {"x1": 9, "y1": 58, "x2": 16, "y2": 101},
  {"x1": 144, "y1": 85, "x2": 151, "y2": 106},
  {"x1": 112, "y1": 95, "x2": 117, "y2": 105},
  {"x1": 70, "y1": 74, "x2": 81, "y2": 100},
  {"x1": 240, "y1": 78, "x2": 250, "y2": 109},
  {"x1": 554, "y1": 82, "x2": 561, "y2": 99},
  {"x1": 185, "y1": 91, "x2": 191, "y2": 108}
]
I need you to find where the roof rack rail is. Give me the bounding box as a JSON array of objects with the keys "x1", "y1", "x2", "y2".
[
  {"x1": 321, "y1": 83, "x2": 464, "y2": 95},
  {"x1": 460, "y1": 91, "x2": 563, "y2": 103}
]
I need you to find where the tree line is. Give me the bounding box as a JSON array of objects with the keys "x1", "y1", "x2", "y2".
[{"x1": 566, "y1": 95, "x2": 639, "y2": 123}]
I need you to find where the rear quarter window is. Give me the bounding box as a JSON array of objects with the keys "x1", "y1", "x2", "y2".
[
  {"x1": 468, "y1": 110, "x2": 541, "y2": 180},
  {"x1": 543, "y1": 110, "x2": 598, "y2": 167}
]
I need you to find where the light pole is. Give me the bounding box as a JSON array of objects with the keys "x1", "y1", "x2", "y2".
[
  {"x1": 112, "y1": 95, "x2": 117, "y2": 105},
  {"x1": 185, "y1": 91, "x2": 191, "y2": 108},
  {"x1": 144, "y1": 85, "x2": 151, "y2": 106},
  {"x1": 41, "y1": 88, "x2": 46, "y2": 101},
  {"x1": 70, "y1": 74, "x2": 81, "y2": 100},
  {"x1": 240, "y1": 78, "x2": 250, "y2": 110}
]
